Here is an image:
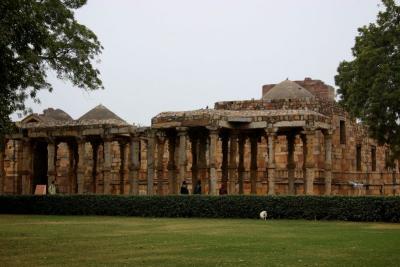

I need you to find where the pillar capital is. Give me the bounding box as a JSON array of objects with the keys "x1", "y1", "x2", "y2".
[
  {"x1": 301, "y1": 127, "x2": 317, "y2": 136},
  {"x1": 46, "y1": 137, "x2": 57, "y2": 145},
  {"x1": 130, "y1": 132, "x2": 141, "y2": 141},
  {"x1": 176, "y1": 127, "x2": 188, "y2": 135},
  {"x1": 206, "y1": 126, "x2": 219, "y2": 135},
  {"x1": 322, "y1": 130, "x2": 333, "y2": 140},
  {"x1": 156, "y1": 131, "x2": 166, "y2": 143},
  {"x1": 265, "y1": 127, "x2": 278, "y2": 135}
]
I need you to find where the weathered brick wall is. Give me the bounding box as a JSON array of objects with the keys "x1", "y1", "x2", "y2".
[{"x1": 214, "y1": 98, "x2": 346, "y2": 118}]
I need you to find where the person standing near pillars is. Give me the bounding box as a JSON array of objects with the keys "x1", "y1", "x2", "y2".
[
  {"x1": 219, "y1": 184, "x2": 227, "y2": 195},
  {"x1": 193, "y1": 180, "x2": 201, "y2": 194},
  {"x1": 48, "y1": 180, "x2": 57, "y2": 195},
  {"x1": 180, "y1": 180, "x2": 189, "y2": 195}
]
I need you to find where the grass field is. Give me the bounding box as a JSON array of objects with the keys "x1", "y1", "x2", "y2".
[{"x1": 1, "y1": 216, "x2": 400, "y2": 266}]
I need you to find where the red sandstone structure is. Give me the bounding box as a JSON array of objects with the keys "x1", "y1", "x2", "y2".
[{"x1": 0, "y1": 78, "x2": 398, "y2": 196}]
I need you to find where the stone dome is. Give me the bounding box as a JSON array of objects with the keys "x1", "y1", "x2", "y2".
[
  {"x1": 42, "y1": 108, "x2": 73, "y2": 121},
  {"x1": 78, "y1": 104, "x2": 128, "y2": 125},
  {"x1": 262, "y1": 79, "x2": 314, "y2": 100}
]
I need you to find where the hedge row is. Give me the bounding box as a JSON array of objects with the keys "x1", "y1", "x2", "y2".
[{"x1": 0, "y1": 195, "x2": 399, "y2": 222}]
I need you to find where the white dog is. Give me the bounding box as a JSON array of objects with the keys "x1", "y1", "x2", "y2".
[{"x1": 259, "y1": 210, "x2": 268, "y2": 220}]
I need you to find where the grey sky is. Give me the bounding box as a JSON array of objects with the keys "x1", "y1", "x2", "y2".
[{"x1": 22, "y1": 0, "x2": 383, "y2": 126}]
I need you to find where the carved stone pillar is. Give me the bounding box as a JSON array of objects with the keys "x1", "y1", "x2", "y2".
[
  {"x1": 167, "y1": 134, "x2": 176, "y2": 194},
  {"x1": 15, "y1": 140, "x2": 24, "y2": 194},
  {"x1": 103, "y1": 139, "x2": 112, "y2": 194},
  {"x1": 147, "y1": 132, "x2": 156, "y2": 195},
  {"x1": 250, "y1": 134, "x2": 258, "y2": 194},
  {"x1": 324, "y1": 131, "x2": 333, "y2": 195},
  {"x1": 198, "y1": 135, "x2": 207, "y2": 194},
  {"x1": 208, "y1": 127, "x2": 219, "y2": 195},
  {"x1": 221, "y1": 134, "x2": 229, "y2": 191},
  {"x1": 302, "y1": 130, "x2": 315, "y2": 195},
  {"x1": 67, "y1": 142, "x2": 77, "y2": 194},
  {"x1": 190, "y1": 135, "x2": 198, "y2": 194},
  {"x1": 0, "y1": 139, "x2": 5, "y2": 195},
  {"x1": 21, "y1": 139, "x2": 33, "y2": 195},
  {"x1": 156, "y1": 132, "x2": 166, "y2": 195},
  {"x1": 228, "y1": 131, "x2": 238, "y2": 194},
  {"x1": 238, "y1": 135, "x2": 245, "y2": 195},
  {"x1": 91, "y1": 141, "x2": 100, "y2": 194},
  {"x1": 267, "y1": 129, "x2": 277, "y2": 195},
  {"x1": 119, "y1": 141, "x2": 128, "y2": 195},
  {"x1": 287, "y1": 133, "x2": 296, "y2": 195},
  {"x1": 129, "y1": 136, "x2": 141, "y2": 195},
  {"x1": 177, "y1": 127, "x2": 188, "y2": 194},
  {"x1": 47, "y1": 141, "x2": 57, "y2": 189},
  {"x1": 77, "y1": 139, "x2": 86, "y2": 194}
]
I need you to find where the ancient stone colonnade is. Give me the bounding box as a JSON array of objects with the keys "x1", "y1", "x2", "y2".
[
  {"x1": 0, "y1": 125, "x2": 332, "y2": 196},
  {"x1": 1, "y1": 79, "x2": 398, "y2": 196},
  {"x1": 147, "y1": 126, "x2": 333, "y2": 196}
]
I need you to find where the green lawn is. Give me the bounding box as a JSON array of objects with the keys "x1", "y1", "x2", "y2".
[{"x1": 0, "y1": 216, "x2": 400, "y2": 266}]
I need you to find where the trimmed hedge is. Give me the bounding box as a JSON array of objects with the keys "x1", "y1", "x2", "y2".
[{"x1": 0, "y1": 195, "x2": 400, "y2": 222}]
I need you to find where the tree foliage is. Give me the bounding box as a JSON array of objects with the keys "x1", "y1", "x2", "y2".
[
  {"x1": 0, "y1": 0, "x2": 103, "y2": 139},
  {"x1": 335, "y1": 0, "x2": 400, "y2": 163}
]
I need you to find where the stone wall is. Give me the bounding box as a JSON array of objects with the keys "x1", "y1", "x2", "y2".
[{"x1": 214, "y1": 98, "x2": 346, "y2": 118}]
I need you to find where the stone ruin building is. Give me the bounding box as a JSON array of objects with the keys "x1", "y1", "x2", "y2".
[{"x1": 0, "y1": 78, "x2": 399, "y2": 196}]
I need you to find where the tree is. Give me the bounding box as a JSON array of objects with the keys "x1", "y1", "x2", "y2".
[
  {"x1": 335, "y1": 0, "x2": 400, "y2": 164},
  {"x1": 0, "y1": 0, "x2": 103, "y2": 143}
]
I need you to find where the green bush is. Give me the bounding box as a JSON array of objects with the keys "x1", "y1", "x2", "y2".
[{"x1": 0, "y1": 195, "x2": 399, "y2": 222}]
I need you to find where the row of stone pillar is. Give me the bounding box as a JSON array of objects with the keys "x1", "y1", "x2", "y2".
[
  {"x1": 144, "y1": 127, "x2": 220, "y2": 195},
  {"x1": 0, "y1": 127, "x2": 332, "y2": 196},
  {"x1": 284, "y1": 129, "x2": 332, "y2": 195},
  {"x1": 221, "y1": 132, "x2": 260, "y2": 194},
  {"x1": 146, "y1": 127, "x2": 332, "y2": 196},
  {"x1": 0, "y1": 137, "x2": 132, "y2": 195}
]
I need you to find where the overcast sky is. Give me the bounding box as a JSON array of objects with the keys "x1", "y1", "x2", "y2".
[{"x1": 21, "y1": 0, "x2": 384, "y2": 126}]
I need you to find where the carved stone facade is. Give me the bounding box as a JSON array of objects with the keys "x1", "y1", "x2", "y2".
[{"x1": 1, "y1": 78, "x2": 398, "y2": 196}]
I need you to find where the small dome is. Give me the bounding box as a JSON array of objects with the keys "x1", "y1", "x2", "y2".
[
  {"x1": 78, "y1": 104, "x2": 128, "y2": 125},
  {"x1": 42, "y1": 108, "x2": 73, "y2": 121},
  {"x1": 263, "y1": 80, "x2": 314, "y2": 100}
]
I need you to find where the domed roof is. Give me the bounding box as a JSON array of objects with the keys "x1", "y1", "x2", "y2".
[
  {"x1": 42, "y1": 108, "x2": 73, "y2": 121},
  {"x1": 263, "y1": 79, "x2": 314, "y2": 100},
  {"x1": 78, "y1": 104, "x2": 128, "y2": 125}
]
